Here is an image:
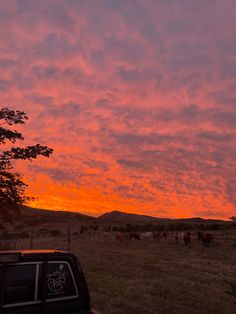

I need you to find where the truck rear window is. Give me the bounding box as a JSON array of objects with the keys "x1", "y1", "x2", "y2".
[
  {"x1": 4, "y1": 264, "x2": 36, "y2": 305},
  {"x1": 1, "y1": 261, "x2": 79, "y2": 308},
  {"x1": 45, "y1": 262, "x2": 78, "y2": 300}
]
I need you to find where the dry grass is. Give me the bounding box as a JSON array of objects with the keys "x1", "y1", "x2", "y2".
[{"x1": 17, "y1": 229, "x2": 236, "y2": 314}]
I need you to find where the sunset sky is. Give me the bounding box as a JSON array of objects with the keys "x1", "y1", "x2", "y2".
[{"x1": 0, "y1": 0, "x2": 235, "y2": 219}]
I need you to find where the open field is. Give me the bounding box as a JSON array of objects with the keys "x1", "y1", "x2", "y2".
[{"x1": 10, "y1": 228, "x2": 236, "y2": 314}]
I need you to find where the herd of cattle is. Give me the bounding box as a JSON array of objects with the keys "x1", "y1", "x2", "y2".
[{"x1": 102, "y1": 230, "x2": 214, "y2": 247}]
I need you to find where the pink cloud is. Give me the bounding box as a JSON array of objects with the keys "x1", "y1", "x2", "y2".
[{"x1": 0, "y1": 0, "x2": 235, "y2": 218}]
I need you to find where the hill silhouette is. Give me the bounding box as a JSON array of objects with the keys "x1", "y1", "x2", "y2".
[
  {"x1": 19, "y1": 206, "x2": 95, "y2": 225},
  {"x1": 97, "y1": 210, "x2": 171, "y2": 224},
  {"x1": 97, "y1": 210, "x2": 228, "y2": 225},
  {"x1": 17, "y1": 207, "x2": 228, "y2": 226}
]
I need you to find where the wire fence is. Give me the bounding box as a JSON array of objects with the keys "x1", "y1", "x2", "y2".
[{"x1": 0, "y1": 240, "x2": 24, "y2": 250}]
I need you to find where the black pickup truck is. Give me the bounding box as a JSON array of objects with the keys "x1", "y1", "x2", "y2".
[{"x1": 0, "y1": 250, "x2": 99, "y2": 314}]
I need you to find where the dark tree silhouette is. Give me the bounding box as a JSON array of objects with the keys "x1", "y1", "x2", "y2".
[
  {"x1": 0, "y1": 107, "x2": 53, "y2": 221},
  {"x1": 230, "y1": 216, "x2": 236, "y2": 228}
]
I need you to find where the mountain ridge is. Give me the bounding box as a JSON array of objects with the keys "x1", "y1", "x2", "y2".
[
  {"x1": 19, "y1": 206, "x2": 95, "y2": 225},
  {"x1": 18, "y1": 207, "x2": 229, "y2": 225},
  {"x1": 97, "y1": 210, "x2": 228, "y2": 224}
]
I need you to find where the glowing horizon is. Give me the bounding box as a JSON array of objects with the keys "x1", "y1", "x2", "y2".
[{"x1": 1, "y1": 0, "x2": 236, "y2": 220}]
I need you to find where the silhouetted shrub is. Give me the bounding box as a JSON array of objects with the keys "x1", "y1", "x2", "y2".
[
  {"x1": 226, "y1": 280, "x2": 236, "y2": 306},
  {"x1": 89, "y1": 224, "x2": 99, "y2": 230},
  {"x1": 0, "y1": 231, "x2": 29, "y2": 239},
  {"x1": 50, "y1": 229, "x2": 61, "y2": 237},
  {"x1": 14, "y1": 224, "x2": 25, "y2": 231},
  {"x1": 80, "y1": 225, "x2": 88, "y2": 234},
  {"x1": 0, "y1": 223, "x2": 6, "y2": 230},
  {"x1": 37, "y1": 228, "x2": 51, "y2": 237},
  {"x1": 16, "y1": 232, "x2": 29, "y2": 238}
]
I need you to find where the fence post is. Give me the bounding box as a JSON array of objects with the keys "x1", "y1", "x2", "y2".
[
  {"x1": 67, "y1": 223, "x2": 71, "y2": 251},
  {"x1": 30, "y1": 228, "x2": 34, "y2": 250}
]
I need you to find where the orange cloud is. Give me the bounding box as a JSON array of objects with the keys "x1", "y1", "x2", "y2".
[{"x1": 0, "y1": 0, "x2": 235, "y2": 219}]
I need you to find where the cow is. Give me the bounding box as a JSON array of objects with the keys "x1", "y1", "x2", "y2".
[
  {"x1": 197, "y1": 231, "x2": 203, "y2": 241},
  {"x1": 183, "y1": 232, "x2": 191, "y2": 248},
  {"x1": 162, "y1": 232, "x2": 168, "y2": 239},
  {"x1": 102, "y1": 231, "x2": 109, "y2": 240},
  {"x1": 174, "y1": 232, "x2": 179, "y2": 244},
  {"x1": 140, "y1": 232, "x2": 153, "y2": 240},
  {"x1": 129, "y1": 232, "x2": 140, "y2": 240},
  {"x1": 115, "y1": 232, "x2": 124, "y2": 242},
  {"x1": 201, "y1": 233, "x2": 214, "y2": 247}
]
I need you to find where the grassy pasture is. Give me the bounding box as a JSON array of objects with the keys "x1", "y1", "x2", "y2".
[{"x1": 19, "y1": 229, "x2": 236, "y2": 314}]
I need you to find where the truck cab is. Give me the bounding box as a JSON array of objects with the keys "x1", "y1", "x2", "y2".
[{"x1": 0, "y1": 250, "x2": 99, "y2": 314}]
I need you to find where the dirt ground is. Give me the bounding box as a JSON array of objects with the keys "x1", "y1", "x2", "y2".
[{"x1": 20, "y1": 229, "x2": 236, "y2": 314}]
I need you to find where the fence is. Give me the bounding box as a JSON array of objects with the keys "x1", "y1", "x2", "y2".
[{"x1": 0, "y1": 240, "x2": 24, "y2": 250}]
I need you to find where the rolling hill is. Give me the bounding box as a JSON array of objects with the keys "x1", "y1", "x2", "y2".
[
  {"x1": 14, "y1": 207, "x2": 229, "y2": 226},
  {"x1": 97, "y1": 210, "x2": 228, "y2": 225},
  {"x1": 18, "y1": 206, "x2": 95, "y2": 225},
  {"x1": 97, "y1": 210, "x2": 171, "y2": 224}
]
